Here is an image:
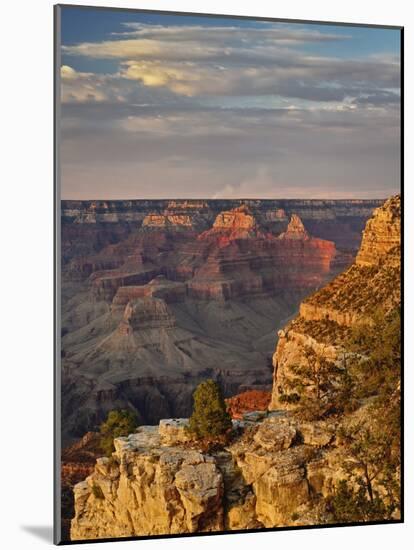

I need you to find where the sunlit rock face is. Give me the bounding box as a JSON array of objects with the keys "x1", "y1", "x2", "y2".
[
  {"x1": 356, "y1": 195, "x2": 401, "y2": 267},
  {"x1": 269, "y1": 195, "x2": 401, "y2": 411},
  {"x1": 70, "y1": 426, "x2": 225, "y2": 540},
  {"x1": 69, "y1": 413, "x2": 343, "y2": 540},
  {"x1": 278, "y1": 214, "x2": 310, "y2": 240}
]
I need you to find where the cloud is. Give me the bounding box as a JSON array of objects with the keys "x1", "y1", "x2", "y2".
[
  {"x1": 62, "y1": 22, "x2": 399, "y2": 104},
  {"x1": 61, "y1": 100, "x2": 400, "y2": 200},
  {"x1": 352, "y1": 90, "x2": 400, "y2": 106},
  {"x1": 59, "y1": 20, "x2": 400, "y2": 199},
  {"x1": 118, "y1": 57, "x2": 399, "y2": 102},
  {"x1": 63, "y1": 24, "x2": 349, "y2": 60},
  {"x1": 116, "y1": 22, "x2": 349, "y2": 44},
  {"x1": 60, "y1": 65, "x2": 126, "y2": 103}
]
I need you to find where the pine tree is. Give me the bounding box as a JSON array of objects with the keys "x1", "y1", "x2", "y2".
[{"x1": 188, "y1": 379, "x2": 232, "y2": 439}]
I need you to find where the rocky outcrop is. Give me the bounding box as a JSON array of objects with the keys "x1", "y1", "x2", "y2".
[
  {"x1": 197, "y1": 205, "x2": 264, "y2": 245},
  {"x1": 71, "y1": 427, "x2": 224, "y2": 540},
  {"x1": 112, "y1": 276, "x2": 187, "y2": 310},
  {"x1": 121, "y1": 297, "x2": 176, "y2": 333},
  {"x1": 278, "y1": 214, "x2": 310, "y2": 240},
  {"x1": 69, "y1": 413, "x2": 344, "y2": 540},
  {"x1": 159, "y1": 419, "x2": 192, "y2": 445},
  {"x1": 142, "y1": 213, "x2": 195, "y2": 229},
  {"x1": 211, "y1": 205, "x2": 257, "y2": 231},
  {"x1": 356, "y1": 195, "x2": 401, "y2": 267},
  {"x1": 269, "y1": 195, "x2": 401, "y2": 410}
]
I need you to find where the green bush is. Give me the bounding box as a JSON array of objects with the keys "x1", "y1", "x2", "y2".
[
  {"x1": 328, "y1": 480, "x2": 387, "y2": 523},
  {"x1": 99, "y1": 409, "x2": 138, "y2": 457},
  {"x1": 188, "y1": 380, "x2": 232, "y2": 439}
]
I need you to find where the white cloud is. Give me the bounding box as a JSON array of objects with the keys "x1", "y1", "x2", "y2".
[{"x1": 61, "y1": 22, "x2": 399, "y2": 102}]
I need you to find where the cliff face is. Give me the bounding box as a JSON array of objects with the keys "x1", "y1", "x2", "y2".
[
  {"x1": 71, "y1": 428, "x2": 225, "y2": 540},
  {"x1": 62, "y1": 199, "x2": 381, "y2": 230},
  {"x1": 269, "y1": 195, "x2": 401, "y2": 409},
  {"x1": 356, "y1": 194, "x2": 400, "y2": 267},
  {"x1": 70, "y1": 414, "x2": 342, "y2": 540}
]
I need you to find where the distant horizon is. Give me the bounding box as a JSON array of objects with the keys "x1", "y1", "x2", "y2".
[{"x1": 60, "y1": 195, "x2": 391, "y2": 202}]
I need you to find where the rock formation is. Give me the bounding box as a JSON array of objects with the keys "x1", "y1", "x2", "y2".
[
  {"x1": 69, "y1": 412, "x2": 346, "y2": 540},
  {"x1": 278, "y1": 214, "x2": 310, "y2": 240},
  {"x1": 213, "y1": 205, "x2": 256, "y2": 229},
  {"x1": 71, "y1": 427, "x2": 225, "y2": 540},
  {"x1": 142, "y1": 213, "x2": 194, "y2": 229},
  {"x1": 269, "y1": 195, "x2": 401, "y2": 409},
  {"x1": 60, "y1": 199, "x2": 378, "y2": 443},
  {"x1": 356, "y1": 194, "x2": 400, "y2": 267},
  {"x1": 68, "y1": 196, "x2": 401, "y2": 540}
]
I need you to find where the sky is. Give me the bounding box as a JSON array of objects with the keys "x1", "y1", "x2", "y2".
[{"x1": 59, "y1": 6, "x2": 401, "y2": 200}]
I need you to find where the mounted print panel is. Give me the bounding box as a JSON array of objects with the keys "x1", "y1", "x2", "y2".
[{"x1": 54, "y1": 4, "x2": 403, "y2": 544}]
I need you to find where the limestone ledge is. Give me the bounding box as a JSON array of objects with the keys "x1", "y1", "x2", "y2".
[
  {"x1": 70, "y1": 413, "x2": 345, "y2": 540},
  {"x1": 299, "y1": 302, "x2": 370, "y2": 328}
]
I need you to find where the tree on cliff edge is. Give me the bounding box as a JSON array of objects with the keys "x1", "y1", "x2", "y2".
[
  {"x1": 188, "y1": 380, "x2": 232, "y2": 439},
  {"x1": 282, "y1": 345, "x2": 346, "y2": 420},
  {"x1": 99, "y1": 409, "x2": 138, "y2": 456}
]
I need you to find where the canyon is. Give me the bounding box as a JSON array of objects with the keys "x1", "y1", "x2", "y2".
[
  {"x1": 61, "y1": 199, "x2": 382, "y2": 445},
  {"x1": 68, "y1": 195, "x2": 401, "y2": 541}
]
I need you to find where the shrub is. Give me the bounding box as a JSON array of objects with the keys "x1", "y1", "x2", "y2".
[
  {"x1": 188, "y1": 380, "x2": 232, "y2": 439},
  {"x1": 99, "y1": 409, "x2": 138, "y2": 456},
  {"x1": 328, "y1": 480, "x2": 387, "y2": 523}
]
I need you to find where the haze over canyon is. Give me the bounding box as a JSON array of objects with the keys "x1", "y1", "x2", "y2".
[{"x1": 60, "y1": 198, "x2": 382, "y2": 445}]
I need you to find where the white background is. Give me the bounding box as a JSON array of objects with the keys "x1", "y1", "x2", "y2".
[{"x1": 0, "y1": 0, "x2": 411, "y2": 548}]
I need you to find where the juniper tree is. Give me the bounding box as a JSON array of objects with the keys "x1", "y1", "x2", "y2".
[
  {"x1": 188, "y1": 379, "x2": 232, "y2": 439},
  {"x1": 281, "y1": 345, "x2": 346, "y2": 420},
  {"x1": 99, "y1": 409, "x2": 138, "y2": 456}
]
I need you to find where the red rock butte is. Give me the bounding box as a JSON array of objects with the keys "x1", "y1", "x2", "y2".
[{"x1": 279, "y1": 214, "x2": 310, "y2": 240}]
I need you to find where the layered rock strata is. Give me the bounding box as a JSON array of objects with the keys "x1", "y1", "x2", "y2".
[
  {"x1": 70, "y1": 412, "x2": 348, "y2": 540},
  {"x1": 68, "y1": 195, "x2": 401, "y2": 541},
  {"x1": 269, "y1": 195, "x2": 401, "y2": 409},
  {"x1": 60, "y1": 200, "x2": 376, "y2": 443}
]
